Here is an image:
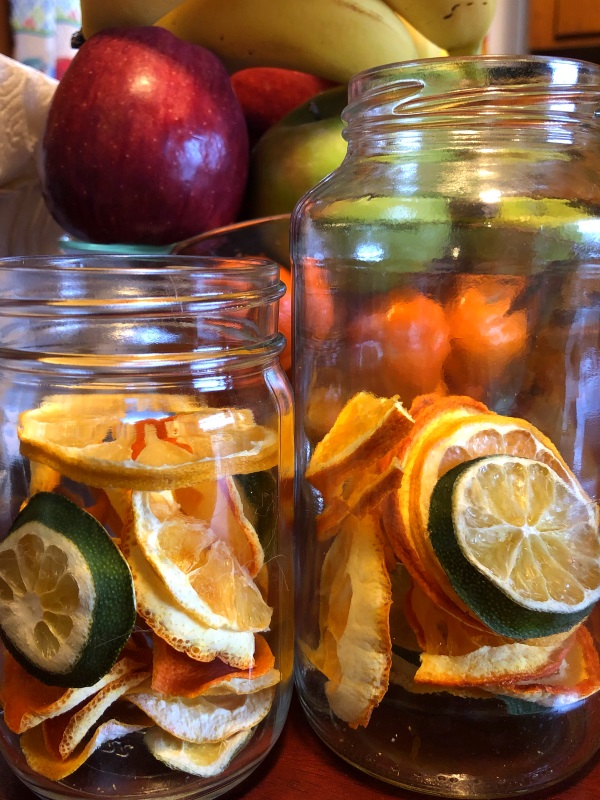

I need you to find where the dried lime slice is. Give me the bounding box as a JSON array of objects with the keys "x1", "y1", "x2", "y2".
[
  {"x1": 0, "y1": 492, "x2": 135, "y2": 687},
  {"x1": 429, "y1": 456, "x2": 599, "y2": 638}
]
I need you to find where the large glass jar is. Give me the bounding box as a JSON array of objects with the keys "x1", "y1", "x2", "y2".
[
  {"x1": 292, "y1": 56, "x2": 600, "y2": 798},
  {"x1": 0, "y1": 255, "x2": 294, "y2": 800}
]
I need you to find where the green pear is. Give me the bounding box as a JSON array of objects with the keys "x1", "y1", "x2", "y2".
[{"x1": 246, "y1": 85, "x2": 348, "y2": 218}]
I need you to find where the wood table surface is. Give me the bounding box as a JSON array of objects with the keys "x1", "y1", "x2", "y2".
[{"x1": 1, "y1": 691, "x2": 599, "y2": 800}]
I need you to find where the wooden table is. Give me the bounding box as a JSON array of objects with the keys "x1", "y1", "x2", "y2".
[{"x1": 1, "y1": 692, "x2": 599, "y2": 800}]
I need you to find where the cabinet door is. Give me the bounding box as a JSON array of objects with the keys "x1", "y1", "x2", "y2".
[{"x1": 555, "y1": 2, "x2": 600, "y2": 39}]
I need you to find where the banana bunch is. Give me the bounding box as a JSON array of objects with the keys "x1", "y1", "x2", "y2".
[{"x1": 80, "y1": 0, "x2": 497, "y2": 84}]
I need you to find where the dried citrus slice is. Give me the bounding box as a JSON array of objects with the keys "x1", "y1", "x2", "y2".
[
  {"x1": 429, "y1": 456, "x2": 599, "y2": 638},
  {"x1": 391, "y1": 407, "x2": 576, "y2": 630},
  {"x1": 20, "y1": 703, "x2": 151, "y2": 780},
  {"x1": 305, "y1": 392, "x2": 413, "y2": 499},
  {"x1": 493, "y1": 626, "x2": 600, "y2": 707},
  {"x1": 0, "y1": 492, "x2": 135, "y2": 687},
  {"x1": 304, "y1": 513, "x2": 392, "y2": 728},
  {"x1": 173, "y1": 476, "x2": 264, "y2": 578},
  {"x1": 131, "y1": 490, "x2": 272, "y2": 632},
  {"x1": 128, "y1": 681, "x2": 275, "y2": 743},
  {"x1": 316, "y1": 456, "x2": 404, "y2": 541},
  {"x1": 151, "y1": 634, "x2": 279, "y2": 698},
  {"x1": 0, "y1": 644, "x2": 149, "y2": 734},
  {"x1": 414, "y1": 636, "x2": 571, "y2": 688},
  {"x1": 121, "y1": 529, "x2": 256, "y2": 669},
  {"x1": 19, "y1": 401, "x2": 278, "y2": 491},
  {"x1": 145, "y1": 727, "x2": 253, "y2": 777},
  {"x1": 42, "y1": 667, "x2": 150, "y2": 759}
]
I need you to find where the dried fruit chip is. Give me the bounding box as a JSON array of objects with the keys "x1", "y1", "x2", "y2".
[
  {"x1": 173, "y1": 476, "x2": 264, "y2": 578},
  {"x1": 493, "y1": 626, "x2": 600, "y2": 707},
  {"x1": 315, "y1": 456, "x2": 404, "y2": 542},
  {"x1": 304, "y1": 513, "x2": 392, "y2": 728},
  {"x1": 390, "y1": 406, "x2": 575, "y2": 630},
  {"x1": 151, "y1": 634, "x2": 278, "y2": 698},
  {"x1": 131, "y1": 490, "x2": 271, "y2": 632},
  {"x1": 306, "y1": 392, "x2": 413, "y2": 499},
  {"x1": 414, "y1": 636, "x2": 571, "y2": 688},
  {"x1": 19, "y1": 401, "x2": 278, "y2": 491},
  {"x1": 42, "y1": 668, "x2": 150, "y2": 759},
  {"x1": 128, "y1": 682, "x2": 275, "y2": 743},
  {"x1": 429, "y1": 455, "x2": 599, "y2": 638},
  {"x1": 145, "y1": 726, "x2": 253, "y2": 777},
  {"x1": 20, "y1": 704, "x2": 151, "y2": 780},
  {"x1": 1, "y1": 645, "x2": 149, "y2": 734},
  {"x1": 121, "y1": 529, "x2": 256, "y2": 669}
]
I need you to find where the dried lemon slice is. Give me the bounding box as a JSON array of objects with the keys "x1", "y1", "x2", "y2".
[
  {"x1": 429, "y1": 456, "x2": 599, "y2": 637},
  {"x1": 131, "y1": 490, "x2": 272, "y2": 632},
  {"x1": 19, "y1": 402, "x2": 278, "y2": 491},
  {"x1": 305, "y1": 392, "x2": 413, "y2": 499},
  {"x1": 304, "y1": 513, "x2": 392, "y2": 728},
  {"x1": 145, "y1": 727, "x2": 253, "y2": 777}
]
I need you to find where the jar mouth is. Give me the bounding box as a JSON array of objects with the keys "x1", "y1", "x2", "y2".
[
  {"x1": 0, "y1": 255, "x2": 284, "y2": 314},
  {"x1": 344, "y1": 55, "x2": 600, "y2": 130},
  {"x1": 0, "y1": 255, "x2": 287, "y2": 369}
]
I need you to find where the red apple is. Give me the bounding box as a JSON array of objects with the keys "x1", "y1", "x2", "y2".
[
  {"x1": 42, "y1": 26, "x2": 249, "y2": 245},
  {"x1": 231, "y1": 67, "x2": 336, "y2": 146}
]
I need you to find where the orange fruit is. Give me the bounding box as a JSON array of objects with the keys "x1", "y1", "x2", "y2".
[
  {"x1": 349, "y1": 291, "x2": 450, "y2": 406},
  {"x1": 445, "y1": 275, "x2": 527, "y2": 400}
]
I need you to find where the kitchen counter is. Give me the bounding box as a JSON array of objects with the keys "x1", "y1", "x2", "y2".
[{"x1": 1, "y1": 691, "x2": 599, "y2": 800}]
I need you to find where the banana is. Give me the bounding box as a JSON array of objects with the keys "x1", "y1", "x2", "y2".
[
  {"x1": 80, "y1": 0, "x2": 182, "y2": 40},
  {"x1": 380, "y1": 0, "x2": 498, "y2": 55},
  {"x1": 398, "y1": 15, "x2": 448, "y2": 59},
  {"x1": 154, "y1": 0, "x2": 421, "y2": 84}
]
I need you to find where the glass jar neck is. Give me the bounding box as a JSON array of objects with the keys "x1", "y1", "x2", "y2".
[
  {"x1": 342, "y1": 56, "x2": 600, "y2": 156},
  {"x1": 0, "y1": 255, "x2": 286, "y2": 375}
]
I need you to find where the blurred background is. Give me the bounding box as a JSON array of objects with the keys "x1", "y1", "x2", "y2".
[{"x1": 2, "y1": 0, "x2": 600, "y2": 74}]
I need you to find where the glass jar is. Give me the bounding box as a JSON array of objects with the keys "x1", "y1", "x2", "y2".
[
  {"x1": 0, "y1": 255, "x2": 294, "y2": 800},
  {"x1": 291, "y1": 56, "x2": 600, "y2": 798}
]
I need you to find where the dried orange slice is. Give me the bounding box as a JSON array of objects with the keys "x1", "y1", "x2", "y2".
[
  {"x1": 121, "y1": 529, "x2": 256, "y2": 669},
  {"x1": 19, "y1": 400, "x2": 278, "y2": 491},
  {"x1": 305, "y1": 392, "x2": 413, "y2": 499},
  {"x1": 151, "y1": 634, "x2": 279, "y2": 698},
  {"x1": 414, "y1": 636, "x2": 571, "y2": 688},
  {"x1": 315, "y1": 456, "x2": 404, "y2": 541},
  {"x1": 131, "y1": 490, "x2": 271, "y2": 632},
  {"x1": 20, "y1": 705, "x2": 151, "y2": 781},
  {"x1": 128, "y1": 681, "x2": 275, "y2": 743},
  {"x1": 145, "y1": 727, "x2": 253, "y2": 777},
  {"x1": 304, "y1": 513, "x2": 392, "y2": 728},
  {"x1": 494, "y1": 626, "x2": 600, "y2": 707},
  {"x1": 173, "y1": 477, "x2": 264, "y2": 578},
  {"x1": 0, "y1": 644, "x2": 149, "y2": 735},
  {"x1": 42, "y1": 668, "x2": 150, "y2": 760}
]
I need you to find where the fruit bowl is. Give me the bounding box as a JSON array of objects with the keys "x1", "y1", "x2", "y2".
[{"x1": 172, "y1": 214, "x2": 291, "y2": 268}]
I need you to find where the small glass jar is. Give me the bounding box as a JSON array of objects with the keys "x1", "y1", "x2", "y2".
[
  {"x1": 0, "y1": 255, "x2": 294, "y2": 800},
  {"x1": 292, "y1": 56, "x2": 600, "y2": 797}
]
